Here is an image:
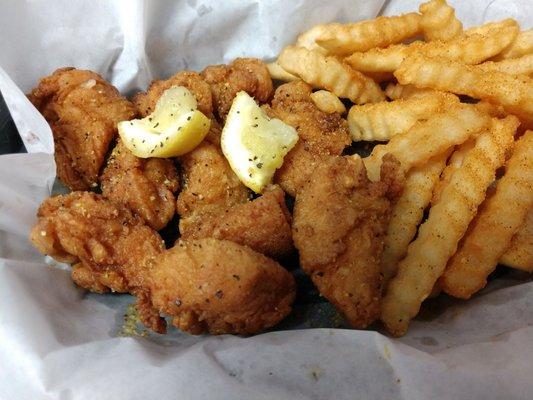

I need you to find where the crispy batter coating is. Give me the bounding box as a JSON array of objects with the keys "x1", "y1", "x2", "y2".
[
  {"x1": 148, "y1": 238, "x2": 296, "y2": 335},
  {"x1": 177, "y1": 142, "x2": 293, "y2": 257},
  {"x1": 28, "y1": 68, "x2": 136, "y2": 190},
  {"x1": 201, "y1": 58, "x2": 273, "y2": 119},
  {"x1": 177, "y1": 141, "x2": 251, "y2": 238},
  {"x1": 270, "y1": 81, "x2": 351, "y2": 196},
  {"x1": 292, "y1": 154, "x2": 402, "y2": 328},
  {"x1": 132, "y1": 71, "x2": 213, "y2": 117},
  {"x1": 100, "y1": 140, "x2": 179, "y2": 230}
]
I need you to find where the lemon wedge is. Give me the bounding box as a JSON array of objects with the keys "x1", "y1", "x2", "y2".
[
  {"x1": 221, "y1": 91, "x2": 298, "y2": 193},
  {"x1": 118, "y1": 86, "x2": 210, "y2": 158}
]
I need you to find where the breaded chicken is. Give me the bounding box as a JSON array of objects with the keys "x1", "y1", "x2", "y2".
[
  {"x1": 148, "y1": 238, "x2": 296, "y2": 335},
  {"x1": 177, "y1": 141, "x2": 251, "y2": 238},
  {"x1": 177, "y1": 142, "x2": 293, "y2": 257},
  {"x1": 28, "y1": 68, "x2": 136, "y2": 190},
  {"x1": 201, "y1": 58, "x2": 273, "y2": 119},
  {"x1": 132, "y1": 71, "x2": 213, "y2": 117},
  {"x1": 269, "y1": 81, "x2": 351, "y2": 196},
  {"x1": 100, "y1": 140, "x2": 179, "y2": 230},
  {"x1": 292, "y1": 154, "x2": 403, "y2": 328}
]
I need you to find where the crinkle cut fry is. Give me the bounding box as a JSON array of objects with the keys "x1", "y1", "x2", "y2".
[
  {"x1": 313, "y1": 12, "x2": 421, "y2": 55},
  {"x1": 477, "y1": 54, "x2": 533, "y2": 76},
  {"x1": 278, "y1": 45, "x2": 385, "y2": 104},
  {"x1": 419, "y1": 0, "x2": 463, "y2": 42},
  {"x1": 348, "y1": 93, "x2": 458, "y2": 141},
  {"x1": 381, "y1": 151, "x2": 449, "y2": 281},
  {"x1": 442, "y1": 128, "x2": 533, "y2": 299},
  {"x1": 494, "y1": 29, "x2": 533, "y2": 61},
  {"x1": 344, "y1": 26, "x2": 518, "y2": 73},
  {"x1": 363, "y1": 105, "x2": 490, "y2": 181},
  {"x1": 394, "y1": 55, "x2": 533, "y2": 126},
  {"x1": 381, "y1": 117, "x2": 516, "y2": 336},
  {"x1": 500, "y1": 208, "x2": 533, "y2": 271}
]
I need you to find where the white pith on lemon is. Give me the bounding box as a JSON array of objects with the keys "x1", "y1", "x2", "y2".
[
  {"x1": 118, "y1": 86, "x2": 210, "y2": 158},
  {"x1": 221, "y1": 91, "x2": 299, "y2": 193}
]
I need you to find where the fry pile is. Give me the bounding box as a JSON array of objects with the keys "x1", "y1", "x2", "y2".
[{"x1": 270, "y1": 0, "x2": 533, "y2": 336}]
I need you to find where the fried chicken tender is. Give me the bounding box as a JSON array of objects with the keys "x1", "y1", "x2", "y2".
[
  {"x1": 292, "y1": 154, "x2": 402, "y2": 328},
  {"x1": 201, "y1": 58, "x2": 274, "y2": 119},
  {"x1": 132, "y1": 71, "x2": 213, "y2": 117},
  {"x1": 29, "y1": 192, "x2": 165, "y2": 293},
  {"x1": 148, "y1": 238, "x2": 296, "y2": 335},
  {"x1": 100, "y1": 140, "x2": 179, "y2": 230},
  {"x1": 269, "y1": 81, "x2": 351, "y2": 196},
  {"x1": 177, "y1": 142, "x2": 293, "y2": 257},
  {"x1": 28, "y1": 68, "x2": 136, "y2": 190}
]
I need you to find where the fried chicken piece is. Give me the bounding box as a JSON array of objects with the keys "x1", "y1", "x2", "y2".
[
  {"x1": 100, "y1": 140, "x2": 179, "y2": 230},
  {"x1": 132, "y1": 71, "x2": 213, "y2": 117},
  {"x1": 148, "y1": 238, "x2": 296, "y2": 335},
  {"x1": 292, "y1": 154, "x2": 403, "y2": 328},
  {"x1": 28, "y1": 68, "x2": 136, "y2": 190},
  {"x1": 177, "y1": 142, "x2": 293, "y2": 257},
  {"x1": 30, "y1": 192, "x2": 169, "y2": 333},
  {"x1": 201, "y1": 58, "x2": 273, "y2": 119},
  {"x1": 269, "y1": 80, "x2": 351, "y2": 196},
  {"x1": 177, "y1": 141, "x2": 251, "y2": 238}
]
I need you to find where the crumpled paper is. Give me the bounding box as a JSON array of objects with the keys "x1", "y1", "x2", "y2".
[{"x1": 1, "y1": 1, "x2": 533, "y2": 398}]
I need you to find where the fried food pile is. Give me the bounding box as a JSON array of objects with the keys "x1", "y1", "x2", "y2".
[{"x1": 29, "y1": 0, "x2": 533, "y2": 337}]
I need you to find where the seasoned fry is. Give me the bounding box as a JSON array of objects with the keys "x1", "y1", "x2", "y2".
[
  {"x1": 431, "y1": 140, "x2": 475, "y2": 205},
  {"x1": 344, "y1": 27, "x2": 518, "y2": 73},
  {"x1": 494, "y1": 29, "x2": 533, "y2": 60},
  {"x1": 465, "y1": 19, "x2": 518, "y2": 36},
  {"x1": 381, "y1": 117, "x2": 516, "y2": 336},
  {"x1": 442, "y1": 129, "x2": 533, "y2": 299},
  {"x1": 500, "y1": 208, "x2": 533, "y2": 272},
  {"x1": 477, "y1": 54, "x2": 533, "y2": 76},
  {"x1": 313, "y1": 13, "x2": 422, "y2": 56},
  {"x1": 310, "y1": 90, "x2": 346, "y2": 114},
  {"x1": 278, "y1": 45, "x2": 385, "y2": 104},
  {"x1": 385, "y1": 83, "x2": 439, "y2": 100},
  {"x1": 419, "y1": 0, "x2": 463, "y2": 41},
  {"x1": 395, "y1": 55, "x2": 533, "y2": 125},
  {"x1": 348, "y1": 93, "x2": 457, "y2": 141},
  {"x1": 474, "y1": 101, "x2": 507, "y2": 118},
  {"x1": 381, "y1": 152, "x2": 449, "y2": 281},
  {"x1": 267, "y1": 60, "x2": 298, "y2": 81},
  {"x1": 363, "y1": 105, "x2": 489, "y2": 181}
]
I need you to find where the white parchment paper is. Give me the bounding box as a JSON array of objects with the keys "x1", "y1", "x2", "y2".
[{"x1": 1, "y1": 1, "x2": 533, "y2": 398}]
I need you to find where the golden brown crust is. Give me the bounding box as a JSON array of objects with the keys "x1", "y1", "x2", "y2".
[
  {"x1": 201, "y1": 58, "x2": 274, "y2": 119},
  {"x1": 28, "y1": 68, "x2": 136, "y2": 190},
  {"x1": 270, "y1": 81, "x2": 351, "y2": 196},
  {"x1": 132, "y1": 71, "x2": 213, "y2": 117},
  {"x1": 292, "y1": 154, "x2": 402, "y2": 328},
  {"x1": 149, "y1": 238, "x2": 296, "y2": 335},
  {"x1": 100, "y1": 140, "x2": 179, "y2": 230}
]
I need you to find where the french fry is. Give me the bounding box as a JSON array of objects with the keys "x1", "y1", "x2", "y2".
[
  {"x1": 474, "y1": 101, "x2": 507, "y2": 118},
  {"x1": 441, "y1": 128, "x2": 533, "y2": 299},
  {"x1": 312, "y1": 13, "x2": 421, "y2": 56},
  {"x1": 385, "y1": 83, "x2": 439, "y2": 100},
  {"x1": 278, "y1": 45, "x2": 385, "y2": 104},
  {"x1": 494, "y1": 29, "x2": 533, "y2": 60},
  {"x1": 477, "y1": 54, "x2": 533, "y2": 76},
  {"x1": 267, "y1": 60, "x2": 298, "y2": 81},
  {"x1": 381, "y1": 152, "x2": 449, "y2": 281},
  {"x1": 394, "y1": 55, "x2": 533, "y2": 126},
  {"x1": 363, "y1": 105, "x2": 489, "y2": 181},
  {"x1": 348, "y1": 93, "x2": 458, "y2": 141},
  {"x1": 296, "y1": 24, "x2": 330, "y2": 54},
  {"x1": 381, "y1": 117, "x2": 516, "y2": 336},
  {"x1": 431, "y1": 140, "x2": 475, "y2": 205},
  {"x1": 310, "y1": 90, "x2": 346, "y2": 114},
  {"x1": 500, "y1": 208, "x2": 533, "y2": 272},
  {"x1": 344, "y1": 26, "x2": 518, "y2": 73},
  {"x1": 419, "y1": 0, "x2": 463, "y2": 41},
  {"x1": 465, "y1": 19, "x2": 518, "y2": 37}
]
